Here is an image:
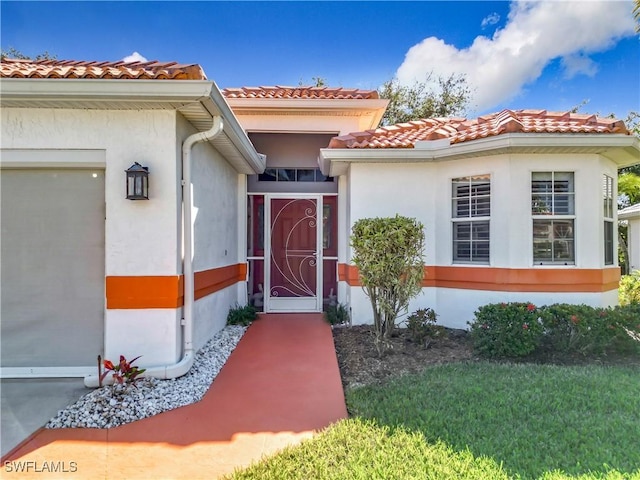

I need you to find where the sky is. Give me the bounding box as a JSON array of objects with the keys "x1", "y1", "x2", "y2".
[{"x1": 1, "y1": 0, "x2": 639, "y2": 121}]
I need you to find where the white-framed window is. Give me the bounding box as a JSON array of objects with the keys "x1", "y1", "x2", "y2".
[
  {"x1": 531, "y1": 172, "x2": 575, "y2": 265},
  {"x1": 452, "y1": 174, "x2": 490, "y2": 263},
  {"x1": 258, "y1": 168, "x2": 333, "y2": 182},
  {"x1": 603, "y1": 174, "x2": 614, "y2": 265}
]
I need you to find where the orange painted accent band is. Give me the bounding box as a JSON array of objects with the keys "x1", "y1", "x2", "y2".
[
  {"x1": 107, "y1": 263, "x2": 247, "y2": 309},
  {"x1": 194, "y1": 263, "x2": 247, "y2": 301},
  {"x1": 338, "y1": 263, "x2": 361, "y2": 286},
  {"x1": 338, "y1": 263, "x2": 619, "y2": 293},
  {"x1": 106, "y1": 276, "x2": 184, "y2": 309}
]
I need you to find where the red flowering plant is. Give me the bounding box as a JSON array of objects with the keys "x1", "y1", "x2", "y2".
[
  {"x1": 539, "y1": 303, "x2": 640, "y2": 355},
  {"x1": 100, "y1": 355, "x2": 146, "y2": 389},
  {"x1": 470, "y1": 302, "x2": 640, "y2": 359},
  {"x1": 539, "y1": 304, "x2": 625, "y2": 355},
  {"x1": 469, "y1": 302, "x2": 544, "y2": 358}
]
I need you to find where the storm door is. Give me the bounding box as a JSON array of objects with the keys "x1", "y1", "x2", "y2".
[{"x1": 266, "y1": 195, "x2": 322, "y2": 312}]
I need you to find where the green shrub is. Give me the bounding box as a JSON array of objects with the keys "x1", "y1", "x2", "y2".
[
  {"x1": 404, "y1": 308, "x2": 441, "y2": 347},
  {"x1": 539, "y1": 303, "x2": 640, "y2": 355},
  {"x1": 351, "y1": 215, "x2": 425, "y2": 356},
  {"x1": 227, "y1": 303, "x2": 258, "y2": 326},
  {"x1": 324, "y1": 303, "x2": 351, "y2": 326},
  {"x1": 469, "y1": 302, "x2": 640, "y2": 359},
  {"x1": 611, "y1": 303, "x2": 640, "y2": 348},
  {"x1": 538, "y1": 303, "x2": 618, "y2": 355},
  {"x1": 469, "y1": 302, "x2": 544, "y2": 358},
  {"x1": 619, "y1": 271, "x2": 640, "y2": 305}
]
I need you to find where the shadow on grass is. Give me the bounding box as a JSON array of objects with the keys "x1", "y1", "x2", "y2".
[
  {"x1": 346, "y1": 362, "x2": 640, "y2": 480},
  {"x1": 229, "y1": 417, "x2": 510, "y2": 480},
  {"x1": 230, "y1": 363, "x2": 640, "y2": 479}
]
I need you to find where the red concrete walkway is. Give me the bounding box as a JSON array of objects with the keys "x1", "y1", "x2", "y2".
[{"x1": 2, "y1": 314, "x2": 347, "y2": 479}]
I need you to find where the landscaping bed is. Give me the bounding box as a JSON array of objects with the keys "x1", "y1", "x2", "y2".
[
  {"x1": 332, "y1": 325, "x2": 473, "y2": 390},
  {"x1": 332, "y1": 322, "x2": 640, "y2": 391}
]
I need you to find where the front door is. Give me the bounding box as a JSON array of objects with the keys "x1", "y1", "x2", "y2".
[{"x1": 266, "y1": 196, "x2": 322, "y2": 312}]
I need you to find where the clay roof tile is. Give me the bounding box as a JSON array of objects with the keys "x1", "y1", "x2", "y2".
[
  {"x1": 328, "y1": 109, "x2": 630, "y2": 149},
  {"x1": 221, "y1": 86, "x2": 379, "y2": 100},
  {"x1": 0, "y1": 58, "x2": 207, "y2": 80}
]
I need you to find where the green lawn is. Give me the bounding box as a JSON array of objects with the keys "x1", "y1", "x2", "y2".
[{"x1": 229, "y1": 363, "x2": 640, "y2": 480}]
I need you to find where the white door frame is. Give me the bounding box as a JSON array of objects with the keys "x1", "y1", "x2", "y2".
[{"x1": 264, "y1": 194, "x2": 323, "y2": 312}]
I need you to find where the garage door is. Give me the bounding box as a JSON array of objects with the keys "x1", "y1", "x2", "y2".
[{"x1": 1, "y1": 168, "x2": 105, "y2": 369}]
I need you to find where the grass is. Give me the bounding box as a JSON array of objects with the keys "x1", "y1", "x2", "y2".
[
  {"x1": 230, "y1": 418, "x2": 508, "y2": 480},
  {"x1": 228, "y1": 363, "x2": 640, "y2": 480}
]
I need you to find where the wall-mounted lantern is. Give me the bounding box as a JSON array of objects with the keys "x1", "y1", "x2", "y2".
[{"x1": 125, "y1": 162, "x2": 149, "y2": 200}]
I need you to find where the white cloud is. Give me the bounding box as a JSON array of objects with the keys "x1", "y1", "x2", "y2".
[
  {"x1": 122, "y1": 52, "x2": 148, "y2": 63},
  {"x1": 395, "y1": 0, "x2": 635, "y2": 112},
  {"x1": 481, "y1": 12, "x2": 500, "y2": 29},
  {"x1": 561, "y1": 53, "x2": 598, "y2": 79}
]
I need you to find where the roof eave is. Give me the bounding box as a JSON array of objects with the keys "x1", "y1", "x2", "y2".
[
  {"x1": 204, "y1": 84, "x2": 267, "y2": 174},
  {"x1": 0, "y1": 77, "x2": 265, "y2": 174},
  {"x1": 618, "y1": 204, "x2": 640, "y2": 220},
  {"x1": 319, "y1": 133, "x2": 640, "y2": 177},
  {"x1": 0, "y1": 77, "x2": 215, "y2": 104},
  {"x1": 226, "y1": 97, "x2": 389, "y2": 130}
]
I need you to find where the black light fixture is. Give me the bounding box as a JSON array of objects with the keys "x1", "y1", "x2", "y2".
[{"x1": 125, "y1": 162, "x2": 149, "y2": 200}]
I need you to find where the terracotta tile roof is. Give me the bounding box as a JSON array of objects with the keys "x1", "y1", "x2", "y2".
[
  {"x1": 328, "y1": 109, "x2": 630, "y2": 149},
  {"x1": 222, "y1": 86, "x2": 379, "y2": 100},
  {"x1": 0, "y1": 58, "x2": 207, "y2": 80}
]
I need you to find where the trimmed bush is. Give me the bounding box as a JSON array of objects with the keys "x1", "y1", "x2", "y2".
[
  {"x1": 469, "y1": 302, "x2": 544, "y2": 358},
  {"x1": 619, "y1": 271, "x2": 640, "y2": 305},
  {"x1": 540, "y1": 304, "x2": 640, "y2": 355},
  {"x1": 539, "y1": 303, "x2": 625, "y2": 355},
  {"x1": 469, "y1": 302, "x2": 640, "y2": 358},
  {"x1": 351, "y1": 215, "x2": 425, "y2": 356}
]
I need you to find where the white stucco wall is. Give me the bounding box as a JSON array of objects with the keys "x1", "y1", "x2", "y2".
[
  {"x1": 343, "y1": 153, "x2": 621, "y2": 329},
  {"x1": 231, "y1": 113, "x2": 372, "y2": 136},
  {"x1": 180, "y1": 114, "x2": 245, "y2": 349},
  {"x1": 628, "y1": 217, "x2": 640, "y2": 272},
  {"x1": 347, "y1": 154, "x2": 617, "y2": 269}
]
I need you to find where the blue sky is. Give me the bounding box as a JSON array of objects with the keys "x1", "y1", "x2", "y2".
[{"x1": 2, "y1": 1, "x2": 638, "y2": 120}]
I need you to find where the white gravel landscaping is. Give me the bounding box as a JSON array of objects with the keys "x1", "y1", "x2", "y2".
[{"x1": 46, "y1": 325, "x2": 246, "y2": 429}]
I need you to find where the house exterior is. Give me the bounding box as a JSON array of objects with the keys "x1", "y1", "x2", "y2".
[
  {"x1": 1, "y1": 58, "x2": 638, "y2": 380},
  {"x1": 320, "y1": 111, "x2": 639, "y2": 328},
  {"x1": 619, "y1": 203, "x2": 640, "y2": 272},
  {"x1": 0, "y1": 59, "x2": 265, "y2": 380}
]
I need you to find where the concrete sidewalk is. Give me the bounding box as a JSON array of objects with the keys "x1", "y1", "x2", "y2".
[
  {"x1": 1, "y1": 314, "x2": 347, "y2": 479},
  {"x1": 1, "y1": 378, "x2": 87, "y2": 457}
]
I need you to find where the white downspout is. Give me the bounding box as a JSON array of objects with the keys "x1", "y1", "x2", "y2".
[
  {"x1": 179, "y1": 115, "x2": 224, "y2": 358},
  {"x1": 84, "y1": 117, "x2": 223, "y2": 388}
]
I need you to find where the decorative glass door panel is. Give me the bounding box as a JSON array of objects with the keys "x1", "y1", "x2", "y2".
[{"x1": 267, "y1": 197, "x2": 321, "y2": 311}]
